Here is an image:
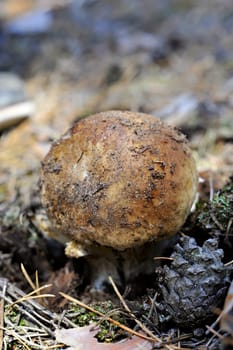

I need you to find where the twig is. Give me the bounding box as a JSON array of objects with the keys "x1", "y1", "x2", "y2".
[
  {"x1": 210, "y1": 213, "x2": 224, "y2": 231},
  {"x1": 153, "y1": 257, "x2": 174, "y2": 261},
  {"x1": 209, "y1": 176, "x2": 214, "y2": 202},
  {"x1": 3, "y1": 282, "x2": 75, "y2": 329},
  {"x1": 225, "y1": 259, "x2": 233, "y2": 267},
  {"x1": 177, "y1": 328, "x2": 181, "y2": 348},
  {"x1": 44, "y1": 345, "x2": 65, "y2": 349},
  {"x1": 0, "y1": 327, "x2": 31, "y2": 350},
  {"x1": 169, "y1": 333, "x2": 192, "y2": 343},
  {"x1": 0, "y1": 278, "x2": 76, "y2": 347},
  {"x1": 59, "y1": 292, "x2": 154, "y2": 342},
  {"x1": 108, "y1": 276, "x2": 174, "y2": 350},
  {"x1": 0, "y1": 303, "x2": 3, "y2": 350},
  {"x1": 21, "y1": 263, "x2": 36, "y2": 291},
  {"x1": 226, "y1": 218, "x2": 233, "y2": 236},
  {"x1": 147, "y1": 291, "x2": 158, "y2": 320},
  {"x1": 0, "y1": 293, "x2": 55, "y2": 337},
  {"x1": 206, "y1": 325, "x2": 224, "y2": 339},
  {"x1": 205, "y1": 313, "x2": 222, "y2": 336},
  {"x1": 0, "y1": 280, "x2": 7, "y2": 350},
  {"x1": 0, "y1": 101, "x2": 34, "y2": 131},
  {"x1": 8, "y1": 284, "x2": 54, "y2": 309},
  {"x1": 95, "y1": 308, "x2": 127, "y2": 328},
  {"x1": 35, "y1": 271, "x2": 40, "y2": 295}
]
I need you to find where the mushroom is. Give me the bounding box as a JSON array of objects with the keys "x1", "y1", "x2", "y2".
[{"x1": 40, "y1": 110, "x2": 197, "y2": 290}]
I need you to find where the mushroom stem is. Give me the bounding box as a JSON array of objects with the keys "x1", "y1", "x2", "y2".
[{"x1": 66, "y1": 237, "x2": 177, "y2": 291}]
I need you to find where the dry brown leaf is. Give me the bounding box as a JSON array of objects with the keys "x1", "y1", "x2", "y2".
[
  {"x1": 45, "y1": 262, "x2": 76, "y2": 309},
  {"x1": 55, "y1": 324, "x2": 153, "y2": 350}
]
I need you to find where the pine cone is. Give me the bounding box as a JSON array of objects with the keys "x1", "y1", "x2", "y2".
[{"x1": 158, "y1": 236, "x2": 230, "y2": 328}]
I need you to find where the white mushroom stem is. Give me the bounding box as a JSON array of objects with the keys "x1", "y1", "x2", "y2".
[
  {"x1": 65, "y1": 238, "x2": 176, "y2": 290},
  {"x1": 66, "y1": 241, "x2": 123, "y2": 290}
]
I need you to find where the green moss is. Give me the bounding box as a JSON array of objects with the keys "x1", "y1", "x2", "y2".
[
  {"x1": 2, "y1": 205, "x2": 21, "y2": 227},
  {"x1": 67, "y1": 301, "x2": 128, "y2": 342},
  {"x1": 19, "y1": 318, "x2": 28, "y2": 327},
  {"x1": 198, "y1": 179, "x2": 233, "y2": 233},
  {"x1": 6, "y1": 307, "x2": 30, "y2": 328}
]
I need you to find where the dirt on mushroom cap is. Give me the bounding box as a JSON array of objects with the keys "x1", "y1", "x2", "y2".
[{"x1": 40, "y1": 110, "x2": 198, "y2": 250}]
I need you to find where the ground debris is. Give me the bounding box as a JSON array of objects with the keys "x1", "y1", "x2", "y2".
[
  {"x1": 55, "y1": 324, "x2": 153, "y2": 350},
  {"x1": 197, "y1": 178, "x2": 233, "y2": 241},
  {"x1": 0, "y1": 277, "x2": 72, "y2": 349}
]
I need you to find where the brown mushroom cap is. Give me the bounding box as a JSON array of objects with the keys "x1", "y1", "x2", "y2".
[{"x1": 41, "y1": 111, "x2": 197, "y2": 250}]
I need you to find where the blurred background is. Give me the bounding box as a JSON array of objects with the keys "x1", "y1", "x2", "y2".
[{"x1": 0, "y1": 0, "x2": 233, "y2": 205}]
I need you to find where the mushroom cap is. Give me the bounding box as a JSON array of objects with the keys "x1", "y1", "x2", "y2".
[{"x1": 40, "y1": 111, "x2": 197, "y2": 250}]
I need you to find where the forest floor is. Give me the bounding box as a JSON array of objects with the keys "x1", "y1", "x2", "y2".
[{"x1": 0, "y1": 0, "x2": 233, "y2": 349}]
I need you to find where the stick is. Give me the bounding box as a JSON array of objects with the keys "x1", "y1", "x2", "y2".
[
  {"x1": 0, "y1": 280, "x2": 7, "y2": 350},
  {"x1": 59, "y1": 292, "x2": 154, "y2": 342},
  {"x1": 108, "y1": 276, "x2": 174, "y2": 350},
  {"x1": 0, "y1": 101, "x2": 34, "y2": 131}
]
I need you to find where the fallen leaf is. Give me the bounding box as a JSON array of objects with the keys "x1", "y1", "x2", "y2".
[
  {"x1": 45, "y1": 262, "x2": 77, "y2": 310},
  {"x1": 55, "y1": 324, "x2": 153, "y2": 350}
]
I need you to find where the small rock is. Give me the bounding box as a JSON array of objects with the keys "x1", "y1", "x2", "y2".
[
  {"x1": 155, "y1": 93, "x2": 199, "y2": 126},
  {"x1": 0, "y1": 72, "x2": 26, "y2": 108},
  {"x1": 0, "y1": 72, "x2": 34, "y2": 131}
]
